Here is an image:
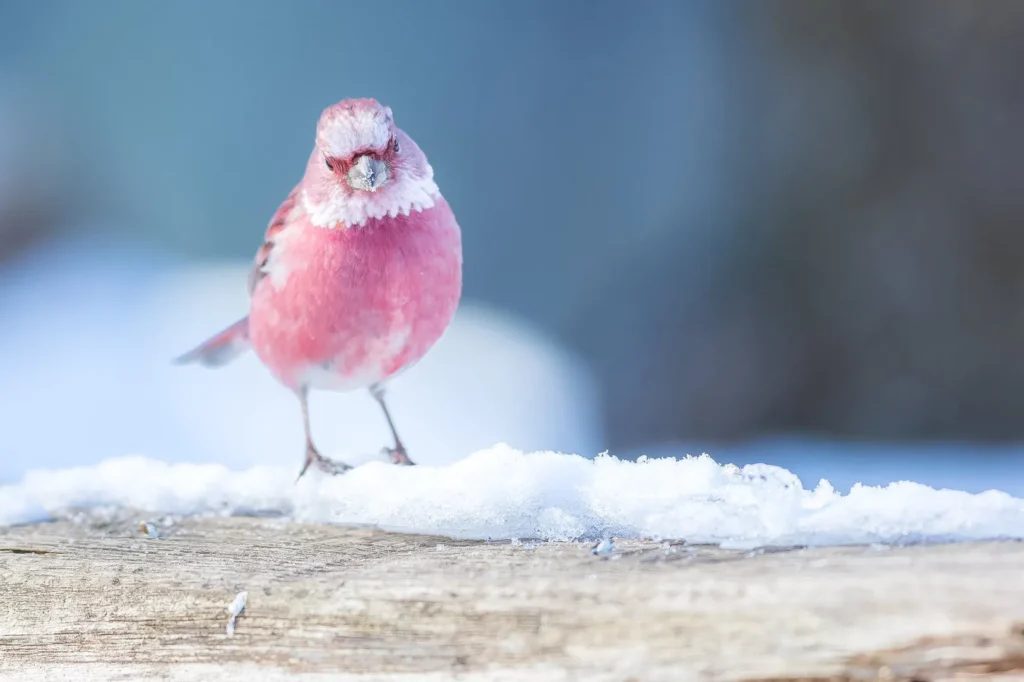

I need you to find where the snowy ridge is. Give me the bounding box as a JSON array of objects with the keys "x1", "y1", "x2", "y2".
[{"x1": 2, "y1": 445, "x2": 1022, "y2": 547}]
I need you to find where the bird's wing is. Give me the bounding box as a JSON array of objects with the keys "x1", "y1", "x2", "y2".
[{"x1": 248, "y1": 184, "x2": 302, "y2": 294}]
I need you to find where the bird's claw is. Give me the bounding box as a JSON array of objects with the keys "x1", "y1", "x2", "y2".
[
  {"x1": 297, "y1": 446, "x2": 353, "y2": 482},
  {"x1": 382, "y1": 446, "x2": 416, "y2": 466}
]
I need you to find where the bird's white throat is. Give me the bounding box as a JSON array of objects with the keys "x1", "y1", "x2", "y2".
[{"x1": 302, "y1": 172, "x2": 440, "y2": 228}]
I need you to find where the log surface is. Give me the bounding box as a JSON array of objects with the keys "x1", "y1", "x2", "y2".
[{"x1": 1, "y1": 512, "x2": 1023, "y2": 681}]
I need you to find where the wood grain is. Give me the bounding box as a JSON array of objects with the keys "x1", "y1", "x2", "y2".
[{"x1": 1, "y1": 511, "x2": 1022, "y2": 681}]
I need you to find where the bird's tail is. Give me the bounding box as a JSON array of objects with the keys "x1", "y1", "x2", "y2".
[{"x1": 173, "y1": 317, "x2": 251, "y2": 368}]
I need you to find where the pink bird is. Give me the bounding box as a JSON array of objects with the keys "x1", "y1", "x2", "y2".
[{"x1": 175, "y1": 98, "x2": 462, "y2": 478}]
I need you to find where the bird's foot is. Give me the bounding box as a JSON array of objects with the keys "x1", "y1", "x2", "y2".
[
  {"x1": 382, "y1": 445, "x2": 416, "y2": 466},
  {"x1": 296, "y1": 445, "x2": 353, "y2": 481}
]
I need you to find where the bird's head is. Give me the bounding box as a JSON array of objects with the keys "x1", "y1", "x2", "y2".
[{"x1": 302, "y1": 98, "x2": 439, "y2": 228}]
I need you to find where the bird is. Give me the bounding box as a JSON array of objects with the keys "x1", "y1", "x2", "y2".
[{"x1": 174, "y1": 98, "x2": 463, "y2": 479}]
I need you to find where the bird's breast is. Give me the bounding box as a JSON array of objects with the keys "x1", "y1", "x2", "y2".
[{"x1": 248, "y1": 198, "x2": 462, "y2": 391}]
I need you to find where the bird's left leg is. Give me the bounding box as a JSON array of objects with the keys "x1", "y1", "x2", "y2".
[
  {"x1": 369, "y1": 384, "x2": 415, "y2": 466},
  {"x1": 296, "y1": 387, "x2": 353, "y2": 480}
]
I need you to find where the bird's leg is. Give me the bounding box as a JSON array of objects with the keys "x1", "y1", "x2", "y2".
[
  {"x1": 370, "y1": 384, "x2": 415, "y2": 466},
  {"x1": 296, "y1": 388, "x2": 352, "y2": 481}
]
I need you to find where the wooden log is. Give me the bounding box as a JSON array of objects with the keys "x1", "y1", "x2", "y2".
[{"x1": 1, "y1": 512, "x2": 1022, "y2": 681}]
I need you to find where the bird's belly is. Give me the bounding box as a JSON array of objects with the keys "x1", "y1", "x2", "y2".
[
  {"x1": 295, "y1": 312, "x2": 419, "y2": 391},
  {"x1": 248, "y1": 202, "x2": 462, "y2": 392}
]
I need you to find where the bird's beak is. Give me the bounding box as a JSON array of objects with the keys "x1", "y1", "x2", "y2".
[{"x1": 346, "y1": 155, "x2": 389, "y2": 192}]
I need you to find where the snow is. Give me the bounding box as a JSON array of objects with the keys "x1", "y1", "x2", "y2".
[
  {"x1": 3, "y1": 234, "x2": 1023, "y2": 551},
  {"x1": 626, "y1": 437, "x2": 1024, "y2": 497},
  {"x1": 226, "y1": 591, "x2": 247, "y2": 637},
  {"x1": 3, "y1": 446, "x2": 1023, "y2": 548}
]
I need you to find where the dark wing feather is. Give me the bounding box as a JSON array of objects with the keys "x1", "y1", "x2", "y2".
[{"x1": 248, "y1": 185, "x2": 301, "y2": 294}]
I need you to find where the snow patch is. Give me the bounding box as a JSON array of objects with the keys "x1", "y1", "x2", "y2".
[
  {"x1": 226, "y1": 591, "x2": 247, "y2": 637},
  {"x1": 2, "y1": 446, "x2": 1022, "y2": 547}
]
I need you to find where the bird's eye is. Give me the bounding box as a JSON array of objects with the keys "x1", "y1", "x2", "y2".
[
  {"x1": 392, "y1": 138, "x2": 400, "y2": 154},
  {"x1": 325, "y1": 158, "x2": 335, "y2": 171}
]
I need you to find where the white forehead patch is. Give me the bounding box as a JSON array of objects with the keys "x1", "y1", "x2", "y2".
[{"x1": 319, "y1": 107, "x2": 392, "y2": 160}]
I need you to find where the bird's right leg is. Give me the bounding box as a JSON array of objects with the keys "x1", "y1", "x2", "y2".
[
  {"x1": 296, "y1": 388, "x2": 353, "y2": 480},
  {"x1": 370, "y1": 384, "x2": 415, "y2": 466}
]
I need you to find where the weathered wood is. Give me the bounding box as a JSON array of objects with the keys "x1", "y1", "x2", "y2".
[{"x1": 1, "y1": 511, "x2": 1022, "y2": 681}]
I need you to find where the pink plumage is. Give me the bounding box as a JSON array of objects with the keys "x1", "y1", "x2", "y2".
[{"x1": 176, "y1": 98, "x2": 463, "y2": 476}]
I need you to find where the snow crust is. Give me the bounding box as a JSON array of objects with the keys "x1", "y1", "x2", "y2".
[
  {"x1": 3, "y1": 446, "x2": 1022, "y2": 548},
  {"x1": 226, "y1": 591, "x2": 247, "y2": 637}
]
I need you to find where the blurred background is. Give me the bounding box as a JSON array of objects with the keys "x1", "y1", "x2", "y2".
[{"x1": 2, "y1": 0, "x2": 1023, "y2": 493}]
